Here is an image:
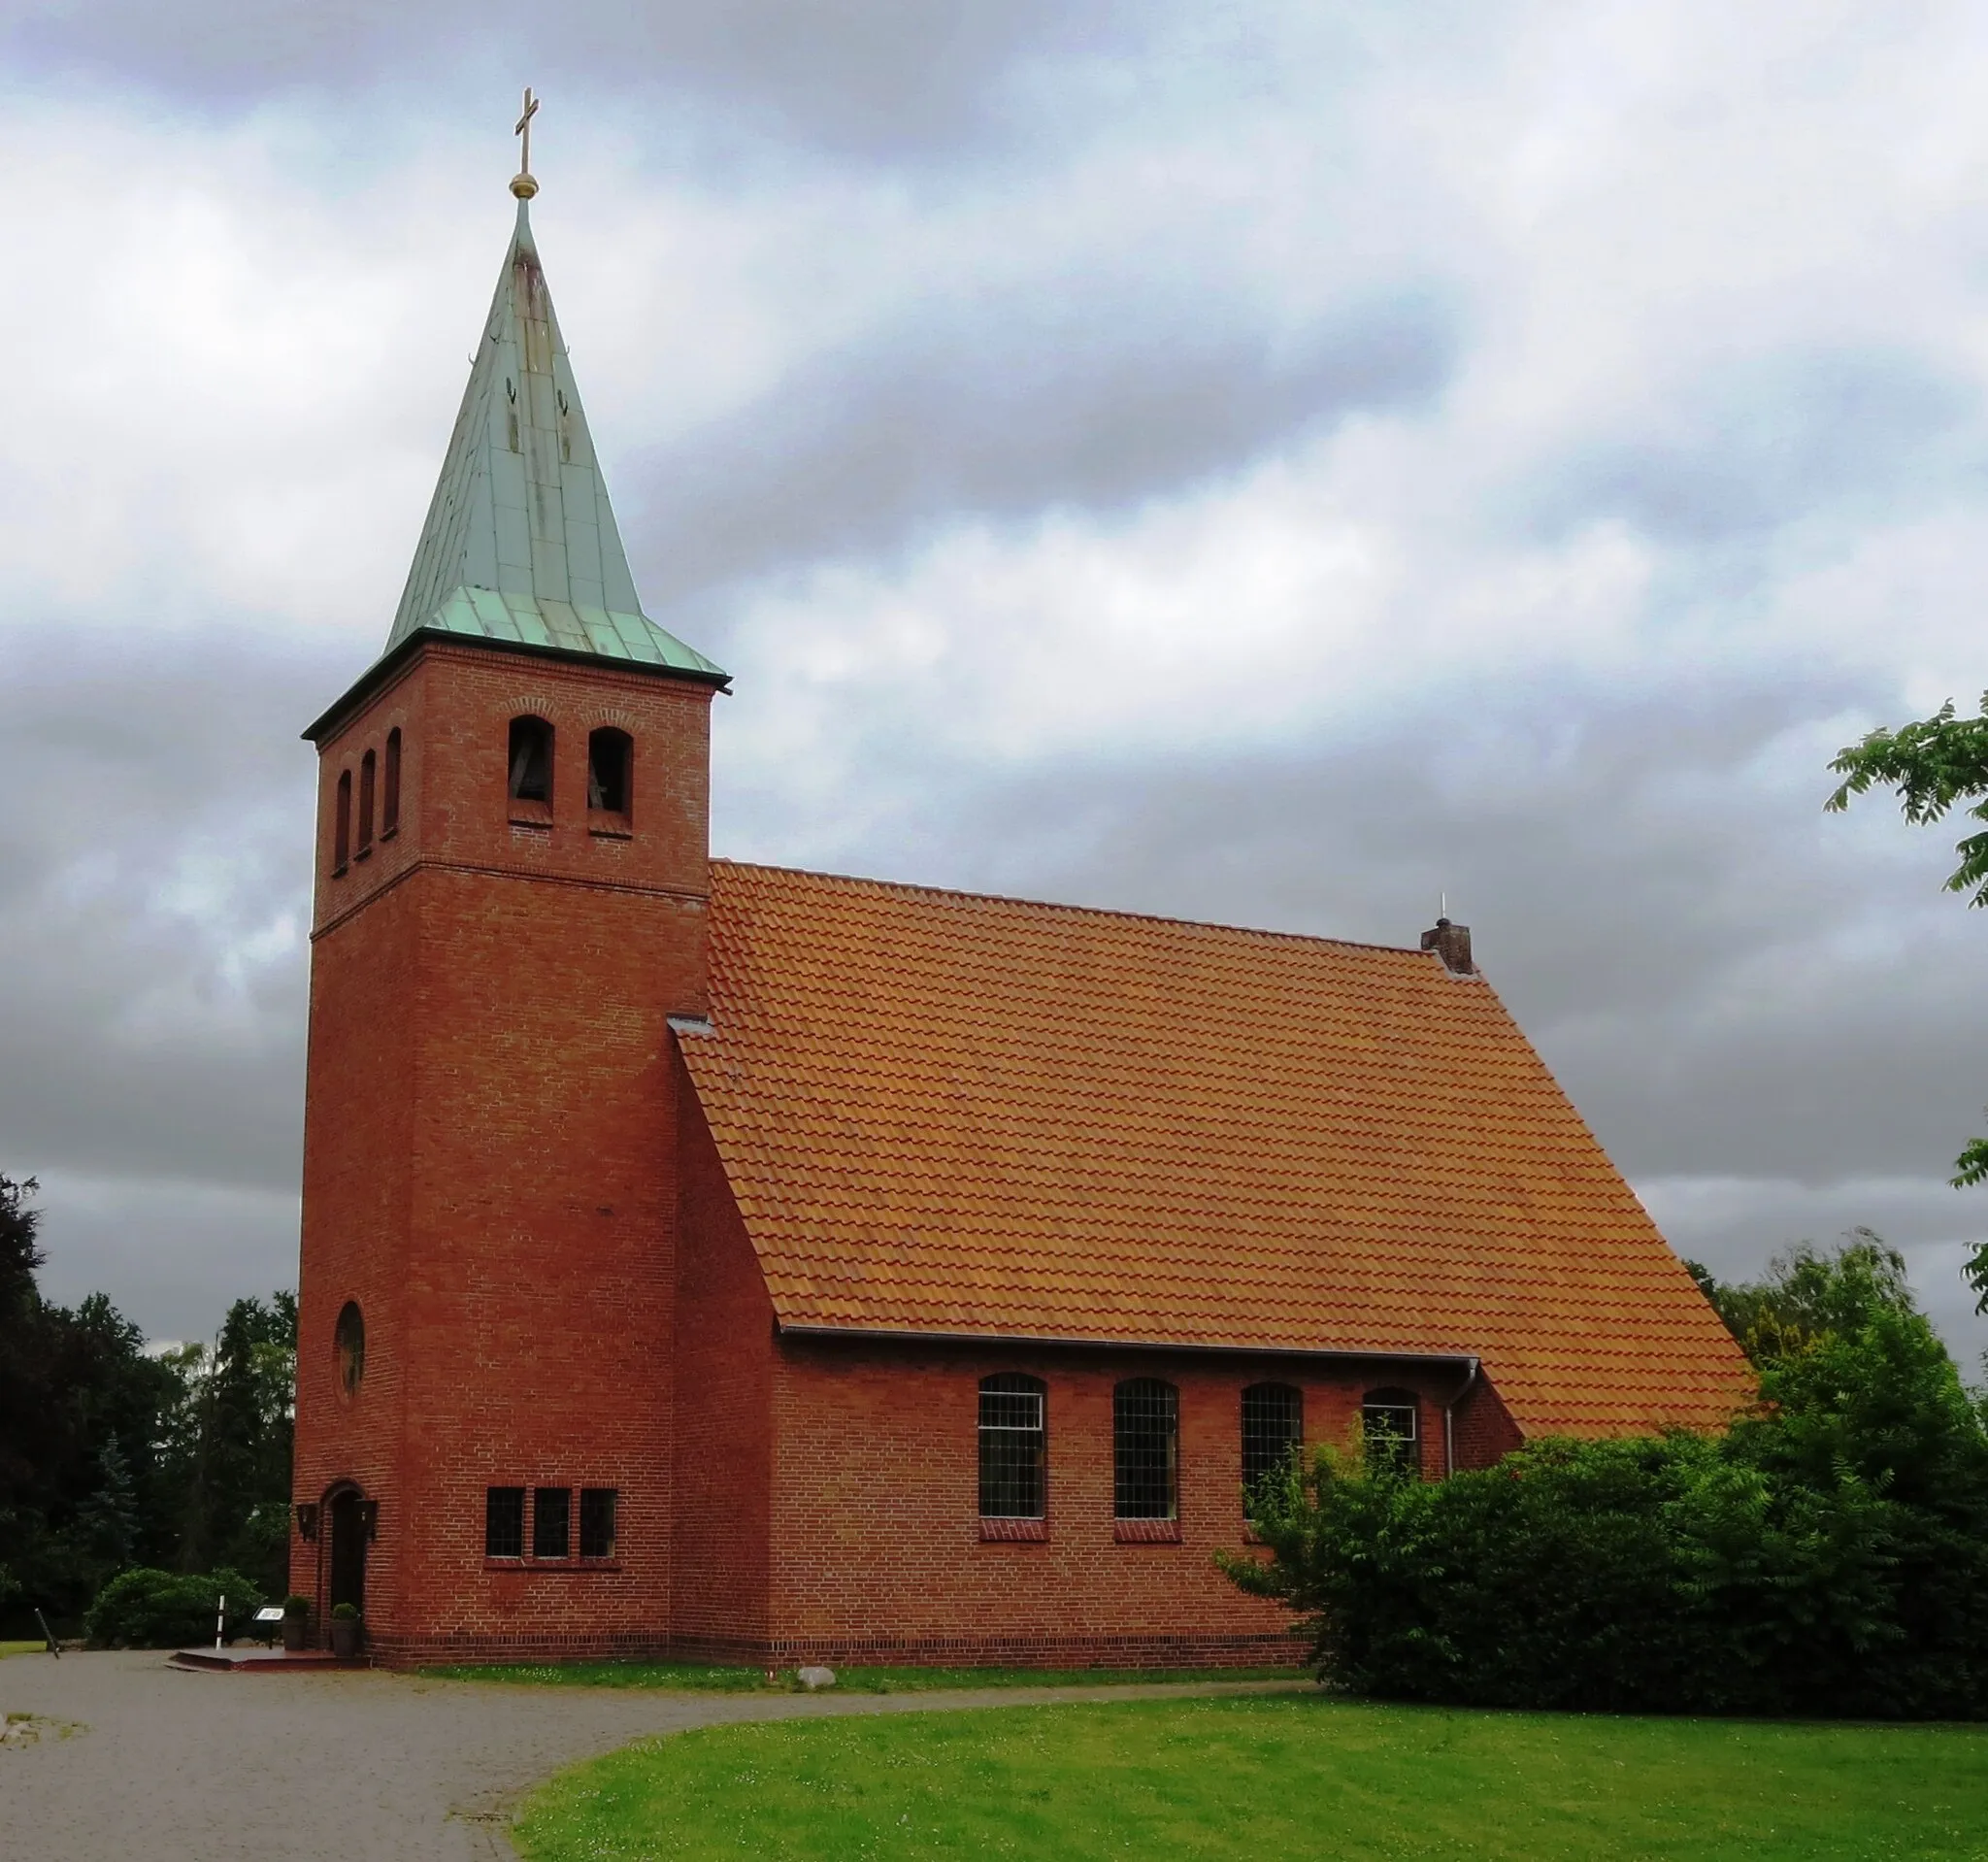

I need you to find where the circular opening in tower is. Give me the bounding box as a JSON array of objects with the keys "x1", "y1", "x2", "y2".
[{"x1": 334, "y1": 1301, "x2": 366, "y2": 1401}]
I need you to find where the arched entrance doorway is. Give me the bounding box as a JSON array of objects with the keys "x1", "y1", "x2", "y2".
[{"x1": 326, "y1": 1484, "x2": 367, "y2": 1626}]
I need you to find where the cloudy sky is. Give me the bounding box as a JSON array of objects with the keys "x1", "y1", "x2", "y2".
[{"x1": 6, "y1": 2, "x2": 1988, "y2": 1363}]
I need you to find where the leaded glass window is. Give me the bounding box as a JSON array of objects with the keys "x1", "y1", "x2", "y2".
[
  {"x1": 1241, "y1": 1382, "x2": 1302, "y2": 1509},
  {"x1": 533, "y1": 1485, "x2": 571, "y2": 1558},
  {"x1": 1113, "y1": 1379, "x2": 1178, "y2": 1519},
  {"x1": 484, "y1": 1486, "x2": 524, "y2": 1559},
  {"x1": 1362, "y1": 1388, "x2": 1421, "y2": 1477},
  {"x1": 978, "y1": 1374, "x2": 1045, "y2": 1518},
  {"x1": 580, "y1": 1487, "x2": 617, "y2": 1559}
]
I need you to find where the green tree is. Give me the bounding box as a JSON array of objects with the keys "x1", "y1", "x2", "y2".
[
  {"x1": 1829, "y1": 695, "x2": 1988, "y2": 1306},
  {"x1": 1686, "y1": 1230, "x2": 1910, "y2": 1365},
  {"x1": 1225, "y1": 1237, "x2": 1988, "y2": 1717},
  {"x1": 177, "y1": 1294, "x2": 297, "y2": 1594},
  {"x1": 0, "y1": 1174, "x2": 293, "y2": 1629},
  {"x1": 0, "y1": 1179, "x2": 184, "y2": 1623},
  {"x1": 0, "y1": 1174, "x2": 45, "y2": 1612}
]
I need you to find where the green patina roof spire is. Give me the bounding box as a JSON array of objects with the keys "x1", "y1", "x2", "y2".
[{"x1": 382, "y1": 94, "x2": 725, "y2": 683}]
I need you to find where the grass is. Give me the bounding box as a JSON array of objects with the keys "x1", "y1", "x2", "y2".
[
  {"x1": 514, "y1": 1694, "x2": 1988, "y2": 1861},
  {"x1": 0, "y1": 1641, "x2": 48, "y2": 1659},
  {"x1": 421, "y1": 1659, "x2": 1304, "y2": 1694}
]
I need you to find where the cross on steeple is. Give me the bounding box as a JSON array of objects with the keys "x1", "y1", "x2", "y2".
[{"x1": 512, "y1": 87, "x2": 540, "y2": 200}]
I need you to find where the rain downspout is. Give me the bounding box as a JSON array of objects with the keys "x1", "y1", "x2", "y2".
[{"x1": 1443, "y1": 1356, "x2": 1481, "y2": 1477}]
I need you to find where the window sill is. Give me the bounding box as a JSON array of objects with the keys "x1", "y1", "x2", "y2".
[
  {"x1": 332, "y1": 863, "x2": 348, "y2": 879},
  {"x1": 381, "y1": 825, "x2": 398, "y2": 843},
  {"x1": 354, "y1": 844, "x2": 373, "y2": 862},
  {"x1": 979, "y1": 1516, "x2": 1047, "y2": 1542},
  {"x1": 588, "y1": 813, "x2": 633, "y2": 840},
  {"x1": 1113, "y1": 1518, "x2": 1181, "y2": 1545},
  {"x1": 483, "y1": 1558, "x2": 622, "y2": 1573},
  {"x1": 509, "y1": 800, "x2": 553, "y2": 828}
]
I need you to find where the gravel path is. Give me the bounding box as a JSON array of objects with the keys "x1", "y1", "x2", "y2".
[{"x1": 1, "y1": 1652, "x2": 1301, "y2": 1859}]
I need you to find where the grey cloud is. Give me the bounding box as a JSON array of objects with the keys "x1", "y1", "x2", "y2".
[
  {"x1": 634, "y1": 283, "x2": 1459, "y2": 616},
  {"x1": 0, "y1": 631, "x2": 324, "y2": 1206},
  {"x1": 2, "y1": 0, "x2": 1138, "y2": 155},
  {"x1": 28, "y1": 1168, "x2": 299, "y2": 1344},
  {"x1": 1527, "y1": 347, "x2": 1979, "y2": 546}
]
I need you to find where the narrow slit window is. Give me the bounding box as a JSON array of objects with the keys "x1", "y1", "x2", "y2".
[
  {"x1": 1241, "y1": 1382, "x2": 1303, "y2": 1512},
  {"x1": 484, "y1": 1486, "x2": 524, "y2": 1559},
  {"x1": 333, "y1": 770, "x2": 351, "y2": 872},
  {"x1": 533, "y1": 1485, "x2": 571, "y2": 1559},
  {"x1": 508, "y1": 715, "x2": 553, "y2": 805},
  {"x1": 382, "y1": 728, "x2": 402, "y2": 836},
  {"x1": 357, "y1": 748, "x2": 377, "y2": 852},
  {"x1": 587, "y1": 727, "x2": 632, "y2": 815},
  {"x1": 333, "y1": 1301, "x2": 366, "y2": 1400},
  {"x1": 1362, "y1": 1388, "x2": 1421, "y2": 1477},
  {"x1": 1113, "y1": 1379, "x2": 1178, "y2": 1519},
  {"x1": 580, "y1": 1487, "x2": 617, "y2": 1559},
  {"x1": 978, "y1": 1375, "x2": 1046, "y2": 1519}
]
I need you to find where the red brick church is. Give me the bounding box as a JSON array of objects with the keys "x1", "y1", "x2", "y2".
[{"x1": 289, "y1": 167, "x2": 1753, "y2": 1668}]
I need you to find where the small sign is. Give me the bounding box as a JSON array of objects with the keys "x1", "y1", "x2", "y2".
[{"x1": 253, "y1": 1607, "x2": 285, "y2": 1624}]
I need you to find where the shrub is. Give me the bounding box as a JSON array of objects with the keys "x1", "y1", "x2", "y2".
[
  {"x1": 84, "y1": 1568, "x2": 265, "y2": 1648},
  {"x1": 331, "y1": 1601, "x2": 359, "y2": 1620},
  {"x1": 1224, "y1": 1240, "x2": 1988, "y2": 1718},
  {"x1": 282, "y1": 1594, "x2": 312, "y2": 1618}
]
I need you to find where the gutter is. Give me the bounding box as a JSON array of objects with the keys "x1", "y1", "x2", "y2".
[{"x1": 775, "y1": 1319, "x2": 1478, "y2": 1373}]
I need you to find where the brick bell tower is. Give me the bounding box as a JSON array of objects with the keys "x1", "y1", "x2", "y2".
[{"x1": 291, "y1": 148, "x2": 728, "y2": 1663}]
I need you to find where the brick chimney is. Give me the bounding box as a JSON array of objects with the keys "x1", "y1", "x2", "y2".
[{"x1": 1420, "y1": 916, "x2": 1474, "y2": 976}]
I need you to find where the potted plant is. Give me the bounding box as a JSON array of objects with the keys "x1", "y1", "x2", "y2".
[
  {"x1": 281, "y1": 1595, "x2": 313, "y2": 1653},
  {"x1": 329, "y1": 1602, "x2": 362, "y2": 1660}
]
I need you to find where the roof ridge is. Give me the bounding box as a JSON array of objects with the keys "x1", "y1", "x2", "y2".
[{"x1": 710, "y1": 857, "x2": 1437, "y2": 960}]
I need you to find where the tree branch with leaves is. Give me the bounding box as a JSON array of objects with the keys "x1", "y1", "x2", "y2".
[{"x1": 1827, "y1": 692, "x2": 1988, "y2": 1308}]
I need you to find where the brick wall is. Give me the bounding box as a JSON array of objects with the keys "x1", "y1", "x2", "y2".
[
  {"x1": 746, "y1": 1337, "x2": 1481, "y2": 1669},
  {"x1": 293, "y1": 640, "x2": 714, "y2": 1663},
  {"x1": 669, "y1": 1069, "x2": 774, "y2": 1657},
  {"x1": 1449, "y1": 1370, "x2": 1524, "y2": 1468}
]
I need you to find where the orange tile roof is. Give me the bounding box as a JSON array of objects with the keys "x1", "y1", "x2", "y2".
[{"x1": 679, "y1": 861, "x2": 1754, "y2": 1439}]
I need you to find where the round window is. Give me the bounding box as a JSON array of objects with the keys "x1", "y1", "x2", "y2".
[{"x1": 334, "y1": 1301, "x2": 366, "y2": 1400}]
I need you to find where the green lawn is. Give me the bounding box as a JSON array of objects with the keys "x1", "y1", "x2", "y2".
[
  {"x1": 422, "y1": 1659, "x2": 1303, "y2": 1694},
  {"x1": 0, "y1": 1641, "x2": 48, "y2": 1659},
  {"x1": 514, "y1": 1694, "x2": 1988, "y2": 1861}
]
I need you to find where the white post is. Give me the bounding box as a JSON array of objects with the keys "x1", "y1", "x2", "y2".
[{"x1": 215, "y1": 1593, "x2": 226, "y2": 1649}]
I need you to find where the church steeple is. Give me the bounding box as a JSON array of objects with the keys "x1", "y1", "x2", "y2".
[{"x1": 381, "y1": 159, "x2": 724, "y2": 683}]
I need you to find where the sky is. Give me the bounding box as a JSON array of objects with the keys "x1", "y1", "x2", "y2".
[{"x1": 5, "y1": 2, "x2": 1988, "y2": 1363}]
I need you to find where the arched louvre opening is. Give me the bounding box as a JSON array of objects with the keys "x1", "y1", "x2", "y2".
[
  {"x1": 382, "y1": 728, "x2": 402, "y2": 835},
  {"x1": 508, "y1": 715, "x2": 553, "y2": 805},
  {"x1": 587, "y1": 727, "x2": 632, "y2": 817},
  {"x1": 333, "y1": 770, "x2": 351, "y2": 872}
]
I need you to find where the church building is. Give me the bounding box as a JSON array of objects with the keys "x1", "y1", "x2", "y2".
[{"x1": 289, "y1": 157, "x2": 1753, "y2": 1669}]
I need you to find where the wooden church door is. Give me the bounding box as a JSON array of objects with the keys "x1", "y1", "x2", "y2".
[{"x1": 327, "y1": 1488, "x2": 367, "y2": 1618}]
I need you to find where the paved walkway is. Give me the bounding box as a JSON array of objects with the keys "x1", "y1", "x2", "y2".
[{"x1": 1, "y1": 1652, "x2": 1300, "y2": 1859}]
